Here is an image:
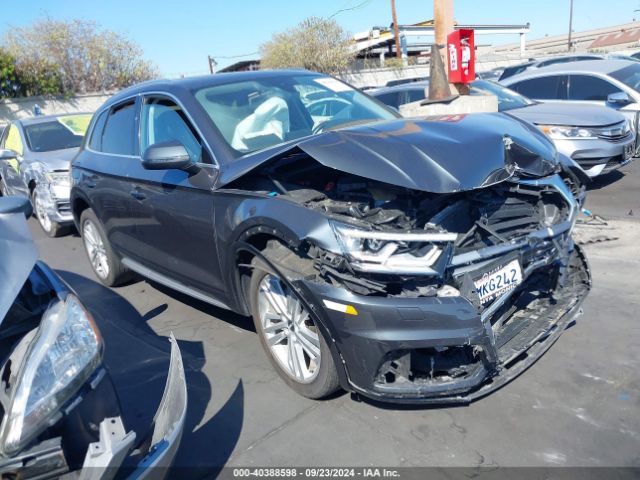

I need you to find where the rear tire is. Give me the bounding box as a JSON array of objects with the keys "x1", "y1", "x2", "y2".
[
  {"x1": 80, "y1": 208, "x2": 131, "y2": 287},
  {"x1": 249, "y1": 241, "x2": 340, "y2": 399}
]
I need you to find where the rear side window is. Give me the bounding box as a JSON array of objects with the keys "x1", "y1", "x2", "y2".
[
  {"x1": 509, "y1": 75, "x2": 566, "y2": 100},
  {"x1": 88, "y1": 110, "x2": 108, "y2": 151},
  {"x1": 568, "y1": 75, "x2": 622, "y2": 101},
  {"x1": 101, "y1": 101, "x2": 137, "y2": 155}
]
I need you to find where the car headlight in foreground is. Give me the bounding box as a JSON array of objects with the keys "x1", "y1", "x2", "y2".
[
  {"x1": 0, "y1": 294, "x2": 102, "y2": 455},
  {"x1": 331, "y1": 222, "x2": 457, "y2": 275}
]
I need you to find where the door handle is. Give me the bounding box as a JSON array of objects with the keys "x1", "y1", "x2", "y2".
[{"x1": 130, "y1": 188, "x2": 146, "y2": 201}]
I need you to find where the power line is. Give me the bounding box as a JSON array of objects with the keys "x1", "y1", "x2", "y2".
[
  {"x1": 328, "y1": 0, "x2": 373, "y2": 19},
  {"x1": 210, "y1": 51, "x2": 259, "y2": 59}
]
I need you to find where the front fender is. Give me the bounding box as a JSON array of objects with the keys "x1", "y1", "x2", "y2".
[{"x1": 216, "y1": 192, "x2": 340, "y2": 313}]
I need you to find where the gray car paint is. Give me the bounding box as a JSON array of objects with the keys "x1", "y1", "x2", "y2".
[
  {"x1": 507, "y1": 101, "x2": 626, "y2": 126},
  {"x1": 219, "y1": 113, "x2": 558, "y2": 193},
  {"x1": 0, "y1": 197, "x2": 38, "y2": 324}
]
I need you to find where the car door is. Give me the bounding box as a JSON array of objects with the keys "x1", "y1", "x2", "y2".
[
  {"x1": 126, "y1": 94, "x2": 224, "y2": 297},
  {"x1": 83, "y1": 98, "x2": 149, "y2": 262},
  {"x1": 507, "y1": 74, "x2": 568, "y2": 103},
  {"x1": 1, "y1": 123, "x2": 29, "y2": 196}
]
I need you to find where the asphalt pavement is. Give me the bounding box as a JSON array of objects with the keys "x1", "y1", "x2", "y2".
[{"x1": 27, "y1": 162, "x2": 640, "y2": 478}]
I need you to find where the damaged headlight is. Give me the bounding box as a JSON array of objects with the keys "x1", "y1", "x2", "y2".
[
  {"x1": 539, "y1": 125, "x2": 596, "y2": 140},
  {"x1": 44, "y1": 171, "x2": 70, "y2": 188},
  {"x1": 331, "y1": 222, "x2": 457, "y2": 275},
  {"x1": 0, "y1": 295, "x2": 102, "y2": 455}
]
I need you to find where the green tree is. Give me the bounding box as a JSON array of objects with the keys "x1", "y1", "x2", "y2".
[
  {"x1": 4, "y1": 18, "x2": 158, "y2": 95},
  {"x1": 0, "y1": 48, "x2": 21, "y2": 98},
  {"x1": 260, "y1": 17, "x2": 355, "y2": 74}
]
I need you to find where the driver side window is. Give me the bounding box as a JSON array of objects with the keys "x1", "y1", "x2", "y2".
[{"x1": 140, "y1": 97, "x2": 209, "y2": 164}]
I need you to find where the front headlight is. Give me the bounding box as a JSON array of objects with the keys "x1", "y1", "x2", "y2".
[
  {"x1": 44, "y1": 171, "x2": 70, "y2": 188},
  {"x1": 331, "y1": 222, "x2": 457, "y2": 275},
  {"x1": 0, "y1": 295, "x2": 102, "y2": 455},
  {"x1": 539, "y1": 125, "x2": 596, "y2": 140}
]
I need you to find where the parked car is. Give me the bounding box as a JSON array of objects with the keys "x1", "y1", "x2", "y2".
[
  {"x1": 498, "y1": 55, "x2": 604, "y2": 81},
  {"x1": 0, "y1": 196, "x2": 187, "y2": 478},
  {"x1": 71, "y1": 70, "x2": 590, "y2": 404},
  {"x1": 0, "y1": 113, "x2": 92, "y2": 237},
  {"x1": 385, "y1": 76, "x2": 428, "y2": 87},
  {"x1": 500, "y1": 59, "x2": 640, "y2": 134},
  {"x1": 476, "y1": 67, "x2": 504, "y2": 81},
  {"x1": 370, "y1": 80, "x2": 636, "y2": 178}
]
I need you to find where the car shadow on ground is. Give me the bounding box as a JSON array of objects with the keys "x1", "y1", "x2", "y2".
[
  {"x1": 148, "y1": 280, "x2": 256, "y2": 333},
  {"x1": 55, "y1": 271, "x2": 245, "y2": 479},
  {"x1": 587, "y1": 170, "x2": 624, "y2": 191}
]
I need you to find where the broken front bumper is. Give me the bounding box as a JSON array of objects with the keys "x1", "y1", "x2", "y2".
[
  {"x1": 35, "y1": 182, "x2": 74, "y2": 224},
  {"x1": 0, "y1": 335, "x2": 187, "y2": 479},
  {"x1": 81, "y1": 334, "x2": 187, "y2": 479},
  {"x1": 299, "y1": 245, "x2": 591, "y2": 404}
]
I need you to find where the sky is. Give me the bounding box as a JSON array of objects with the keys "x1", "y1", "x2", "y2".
[{"x1": 1, "y1": 0, "x2": 640, "y2": 76}]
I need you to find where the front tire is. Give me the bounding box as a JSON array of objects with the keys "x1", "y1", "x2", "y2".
[
  {"x1": 249, "y1": 241, "x2": 340, "y2": 399},
  {"x1": 32, "y1": 189, "x2": 66, "y2": 237},
  {"x1": 80, "y1": 208, "x2": 131, "y2": 287}
]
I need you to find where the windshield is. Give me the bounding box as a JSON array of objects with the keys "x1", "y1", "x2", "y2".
[
  {"x1": 194, "y1": 75, "x2": 398, "y2": 156},
  {"x1": 24, "y1": 114, "x2": 91, "y2": 152},
  {"x1": 471, "y1": 80, "x2": 534, "y2": 111},
  {"x1": 610, "y1": 64, "x2": 640, "y2": 92}
]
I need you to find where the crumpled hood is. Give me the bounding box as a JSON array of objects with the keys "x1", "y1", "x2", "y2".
[
  {"x1": 508, "y1": 102, "x2": 626, "y2": 127},
  {"x1": 220, "y1": 112, "x2": 558, "y2": 193},
  {"x1": 0, "y1": 199, "x2": 38, "y2": 326},
  {"x1": 26, "y1": 147, "x2": 79, "y2": 171}
]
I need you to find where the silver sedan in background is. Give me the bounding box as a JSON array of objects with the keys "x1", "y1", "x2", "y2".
[
  {"x1": 0, "y1": 113, "x2": 92, "y2": 236},
  {"x1": 500, "y1": 59, "x2": 640, "y2": 141}
]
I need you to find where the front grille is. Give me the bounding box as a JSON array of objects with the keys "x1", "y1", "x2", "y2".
[
  {"x1": 56, "y1": 201, "x2": 71, "y2": 214},
  {"x1": 594, "y1": 121, "x2": 632, "y2": 141},
  {"x1": 450, "y1": 184, "x2": 570, "y2": 254}
]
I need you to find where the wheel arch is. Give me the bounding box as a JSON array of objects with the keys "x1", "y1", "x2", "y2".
[{"x1": 71, "y1": 192, "x2": 92, "y2": 231}]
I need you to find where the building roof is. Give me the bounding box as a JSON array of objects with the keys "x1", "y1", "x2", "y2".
[{"x1": 590, "y1": 28, "x2": 640, "y2": 49}]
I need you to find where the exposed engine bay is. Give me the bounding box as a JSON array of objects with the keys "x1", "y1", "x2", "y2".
[{"x1": 229, "y1": 152, "x2": 584, "y2": 301}]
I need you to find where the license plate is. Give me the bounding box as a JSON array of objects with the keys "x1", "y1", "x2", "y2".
[{"x1": 474, "y1": 259, "x2": 523, "y2": 305}]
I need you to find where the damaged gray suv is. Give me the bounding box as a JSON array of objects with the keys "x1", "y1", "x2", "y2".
[{"x1": 71, "y1": 70, "x2": 591, "y2": 403}]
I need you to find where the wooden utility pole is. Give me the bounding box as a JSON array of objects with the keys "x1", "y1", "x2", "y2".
[
  {"x1": 567, "y1": 0, "x2": 574, "y2": 51},
  {"x1": 390, "y1": 0, "x2": 401, "y2": 58},
  {"x1": 434, "y1": 0, "x2": 454, "y2": 48},
  {"x1": 208, "y1": 55, "x2": 216, "y2": 74}
]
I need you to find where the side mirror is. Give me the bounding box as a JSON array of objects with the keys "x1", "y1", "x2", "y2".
[
  {"x1": 607, "y1": 92, "x2": 632, "y2": 106},
  {"x1": 0, "y1": 149, "x2": 17, "y2": 160},
  {"x1": 142, "y1": 140, "x2": 199, "y2": 173}
]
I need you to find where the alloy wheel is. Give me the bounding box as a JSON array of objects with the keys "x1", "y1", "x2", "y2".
[
  {"x1": 82, "y1": 220, "x2": 110, "y2": 279},
  {"x1": 257, "y1": 274, "x2": 321, "y2": 383},
  {"x1": 33, "y1": 192, "x2": 53, "y2": 232}
]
